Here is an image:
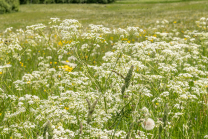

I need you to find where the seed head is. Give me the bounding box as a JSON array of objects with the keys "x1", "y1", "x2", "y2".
[{"x1": 142, "y1": 118, "x2": 155, "y2": 130}]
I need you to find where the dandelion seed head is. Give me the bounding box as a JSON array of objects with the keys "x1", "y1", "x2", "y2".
[{"x1": 142, "y1": 118, "x2": 155, "y2": 130}]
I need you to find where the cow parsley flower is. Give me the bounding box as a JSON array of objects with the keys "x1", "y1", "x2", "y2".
[{"x1": 204, "y1": 135, "x2": 208, "y2": 138}]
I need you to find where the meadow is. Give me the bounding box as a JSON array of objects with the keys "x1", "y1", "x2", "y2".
[{"x1": 0, "y1": 0, "x2": 208, "y2": 139}]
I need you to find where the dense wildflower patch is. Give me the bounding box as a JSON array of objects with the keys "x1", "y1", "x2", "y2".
[{"x1": 0, "y1": 17, "x2": 208, "y2": 138}]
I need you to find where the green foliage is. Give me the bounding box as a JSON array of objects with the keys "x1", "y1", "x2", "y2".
[
  {"x1": 39, "y1": 0, "x2": 55, "y2": 4},
  {"x1": 19, "y1": 0, "x2": 115, "y2": 4},
  {"x1": 98, "y1": 0, "x2": 115, "y2": 3},
  {"x1": 69, "y1": 0, "x2": 81, "y2": 3},
  {"x1": 89, "y1": 0, "x2": 115, "y2": 3},
  {"x1": 20, "y1": 0, "x2": 41, "y2": 4},
  {"x1": 0, "y1": 0, "x2": 19, "y2": 13},
  {"x1": 87, "y1": 0, "x2": 97, "y2": 3},
  {"x1": 0, "y1": 0, "x2": 11, "y2": 13},
  {"x1": 31, "y1": 0, "x2": 40, "y2": 4},
  {"x1": 6, "y1": 0, "x2": 19, "y2": 10},
  {"x1": 19, "y1": 0, "x2": 29, "y2": 4}
]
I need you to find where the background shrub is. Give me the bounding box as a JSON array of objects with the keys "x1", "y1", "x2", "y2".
[
  {"x1": 19, "y1": 0, "x2": 28, "y2": 4},
  {"x1": 0, "y1": 0, "x2": 11, "y2": 13},
  {"x1": 97, "y1": 0, "x2": 115, "y2": 3},
  {"x1": 41, "y1": 0, "x2": 55, "y2": 4},
  {"x1": 19, "y1": 0, "x2": 115, "y2": 4},
  {"x1": 87, "y1": 0, "x2": 97, "y2": 3},
  {"x1": 7, "y1": 0, "x2": 19, "y2": 10},
  {"x1": 0, "y1": 0, "x2": 19, "y2": 13},
  {"x1": 31, "y1": 0, "x2": 39, "y2": 3},
  {"x1": 1, "y1": 0, "x2": 115, "y2": 14}
]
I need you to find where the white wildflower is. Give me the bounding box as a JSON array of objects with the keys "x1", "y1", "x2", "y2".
[{"x1": 204, "y1": 135, "x2": 208, "y2": 138}]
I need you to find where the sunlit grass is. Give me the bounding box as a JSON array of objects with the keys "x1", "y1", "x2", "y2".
[{"x1": 0, "y1": 1, "x2": 208, "y2": 32}]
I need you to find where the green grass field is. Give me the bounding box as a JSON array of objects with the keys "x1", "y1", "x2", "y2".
[
  {"x1": 1, "y1": 0, "x2": 208, "y2": 139},
  {"x1": 0, "y1": 0, "x2": 208, "y2": 32}
]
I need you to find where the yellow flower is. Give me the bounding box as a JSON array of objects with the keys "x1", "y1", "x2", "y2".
[
  {"x1": 58, "y1": 41, "x2": 63, "y2": 46},
  {"x1": 64, "y1": 107, "x2": 69, "y2": 110},
  {"x1": 0, "y1": 72, "x2": 2, "y2": 74},
  {"x1": 0, "y1": 113, "x2": 2, "y2": 116},
  {"x1": 20, "y1": 62, "x2": 24, "y2": 66},
  {"x1": 173, "y1": 21, "x2": 177, "y2": 24},
  {"x1": 63, "y1": 65, "x2": 73, "y2": 72},
  {"x1": 156, "y1": 103, "x2": 159, "y2": 105}
]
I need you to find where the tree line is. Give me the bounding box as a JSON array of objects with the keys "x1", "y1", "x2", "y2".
[{"x1": 0, "y1": 0, "x2": 115, "y2": 14}]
